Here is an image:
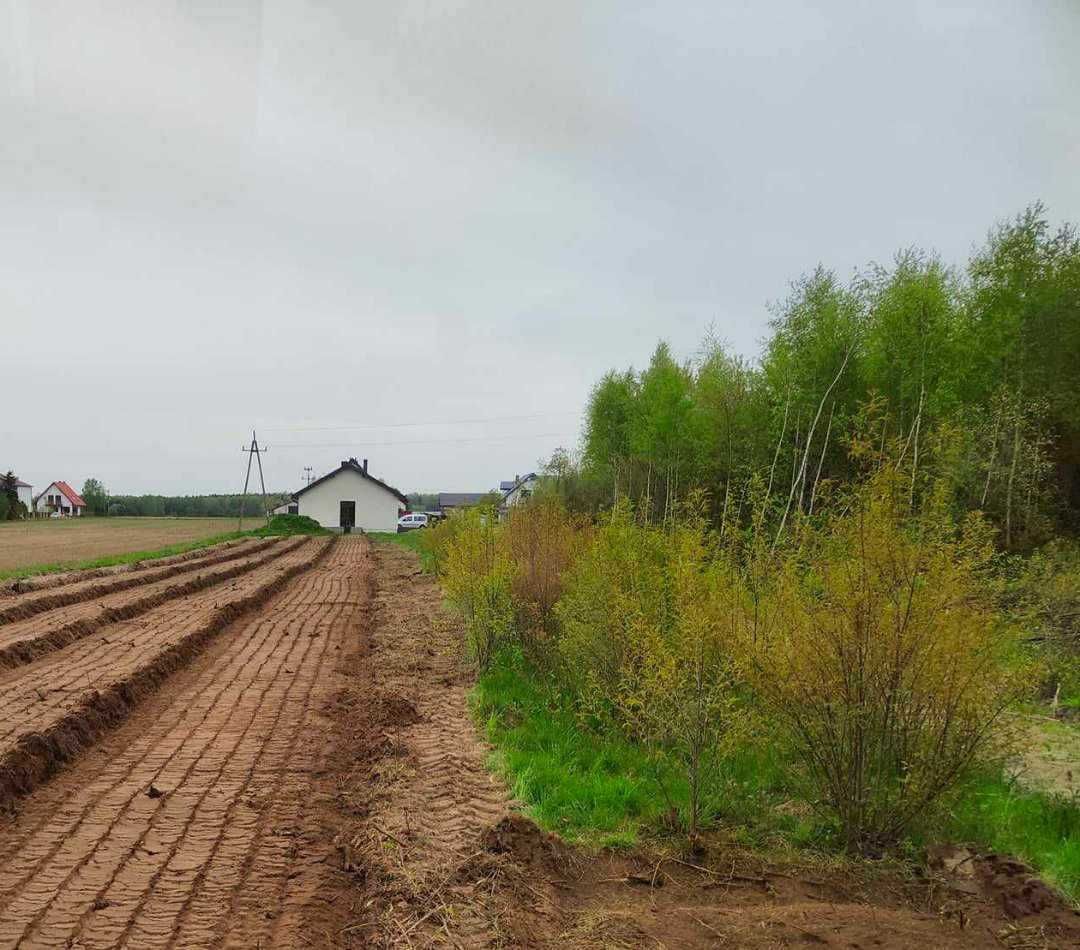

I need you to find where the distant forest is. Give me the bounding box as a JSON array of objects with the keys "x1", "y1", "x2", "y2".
[{"x1": 107, "y1": 493, "x2": 289, "y2": 518}]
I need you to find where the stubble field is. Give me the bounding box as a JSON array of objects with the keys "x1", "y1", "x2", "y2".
[{"x1": 0, "y1": 517, "x2": 267, "y2": 576}]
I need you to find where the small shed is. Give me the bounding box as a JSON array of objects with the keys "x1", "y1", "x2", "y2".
[{"x1": 291, "y1": 458, "x2": 407, "y2": 532}]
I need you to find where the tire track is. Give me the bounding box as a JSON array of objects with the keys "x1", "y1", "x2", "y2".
[
  {"x1": 0, "y1": 538, "x2": 369, "y2": 950},
  {"x1": 299, "y1": 542, "x2": 509, "y2": 947},
  {"x1": 0, "y1": 538, "x2": 331, "y2": 809},
  {"x1": 0, "y1": 538, "x2": 295, "y2": 671},
  {"x1": 0, "y1": 537, "x2": 276, "y2": 626}
]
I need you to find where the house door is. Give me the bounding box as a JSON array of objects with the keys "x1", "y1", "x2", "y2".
[{"x1": 339, "y1": 500, "x2": 356, "y2": 533}]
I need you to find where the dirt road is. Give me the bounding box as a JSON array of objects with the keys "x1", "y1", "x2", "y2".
[{"x1": 1, "y1": 536, "x2": 1076, "y2": 949}]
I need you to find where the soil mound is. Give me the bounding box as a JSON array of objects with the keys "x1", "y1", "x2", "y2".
[
  {"x1": 977, "y1": 854, "x2": 1073, "y2": 919},
  {"x1": 481, "y1": 814, "x2": 567, "y2": 870}
]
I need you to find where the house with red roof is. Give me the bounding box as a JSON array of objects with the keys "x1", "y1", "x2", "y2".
[{"x1": 33, "y1": 481, "x2": 87, "y2": 517}]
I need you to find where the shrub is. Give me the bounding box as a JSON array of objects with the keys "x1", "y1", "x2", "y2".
[
  {"x1": 557, "y1": 498, "x2": 744, "y2": 838},
  {"x1": 502, "y1": 496, "x2": 587, "y2": 659},
  {"x1": 622, "y1": 508, "x2": 744, "y2": 839},
  {"x1": 1007, "y1": 539, "x2": 1080, "y2": 704},
  {"x1": 746, "y1": 466, "x2": 1022, "y2": 854},
  {"x1": 420, "y1": 512, "x2": 467, "y2": 576},
  {"x1": 556, "y1": 503, "x2": 668, "y2": 710},
  {"x1": 252, "y1": 514, "x2": 327, "y2": 536},
  {"x1": 442, "y1": 506, "x2": 515, "y2": 671}
]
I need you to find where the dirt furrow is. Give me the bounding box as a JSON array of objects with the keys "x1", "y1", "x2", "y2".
[
  {"x1": 0, "y1": 536, "x2": 258, "y2": 597},
  {"x1": 300, "y1": 542, "x2": 510, "y2": 947},
  {"x1": 0, "y1": 538, "x2": 299, "y2": 672},
  {"x1": 0, "y1": 537, "x2": 332, "y2": 809},
  {"x1": 0, "y1": 537, "x2": 276, "y2": 626},
  {"x1": 0, "y1": 538, "x2": 369, "y2": 950}
]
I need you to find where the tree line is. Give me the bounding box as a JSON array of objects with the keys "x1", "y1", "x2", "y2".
[
  {"x1": 79, "y1": 479, "x2": 287, "y2": 518},
  {"x1": 561, "y1": 204, "x2": 1079, "y2": 550}
]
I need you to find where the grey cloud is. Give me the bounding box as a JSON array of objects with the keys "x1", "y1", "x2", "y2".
[{"x1": 2, "y1": 0, "x2": 1078, "y2": 495}]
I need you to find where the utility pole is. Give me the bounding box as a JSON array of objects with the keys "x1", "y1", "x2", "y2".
[
  {"x1": 303, "y1": 466, "x2": 314, "y2": 486},
  {"x1": 239, "y1": 431, "x2": 270, "y2": 531}
]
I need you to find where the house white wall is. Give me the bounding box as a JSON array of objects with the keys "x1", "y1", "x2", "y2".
[
  {"x1": 503, "y1": 474, "x2": 539, "y2": 509},
  {"x1": 296, "y1": 468, "x2": 402, "y2": 531},
  {"x1": 16, "y1": 484, "x2": 32, "y2": 511},
  {"x1": 34, "y1": 482, "x2": 81, "y2": 516}
]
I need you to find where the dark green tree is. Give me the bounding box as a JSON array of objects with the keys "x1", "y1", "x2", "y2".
[{"x1": 81, "y1": 478, "x2": 109, "y2": 517}]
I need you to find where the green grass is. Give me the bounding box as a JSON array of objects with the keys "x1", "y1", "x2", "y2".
[
  {"x1": 469, "y1": 652, "x2": 827, "y2": 850},
  {"x1": 250, "y1": 514, "x2": 328, "y2": 537},
  {"x1": 936, "y1": 772, "x2": 1080, "y2": 900},
  {"x1": 0, "y1": 530, "x2": 252, "y2": 582},
  {"x1": 368, "y1": 529, "x2": 435, "y2": 567},
  {"x1": 471, "y1": 651, "x2": 1080, "y2": 899}
]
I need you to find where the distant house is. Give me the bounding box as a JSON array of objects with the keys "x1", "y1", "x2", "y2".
[
  {"x1": 1, "y1": 473, "x2": 33, "y2": 514},
  {"x1": 438, "y1": 492, "x2": 489, "y2": 516},
  {"x1": 289, "y1": 458, "x2": 407, "y2": 532},
  {"x1": 501, "y1": 472, "x2": 539, "y2": 511},
  {"x1": 271, "y1": 499, "x2": 299, "y2": 516},
  {"x1": 34, "y1": 481, "x2": 86, "y2": 517}
]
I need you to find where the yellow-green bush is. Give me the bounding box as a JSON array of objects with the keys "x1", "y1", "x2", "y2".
[
  {"x1": 441, "y1": 506, "x2": 515, "y2": 671},
  {"x1": 556, "y1": 498, "x2": 745, "y2": 836},
  {"x1": 745, "y1": 466, "x2": 1022, "y2": 853},
  {"x1": 503, "y1": 495, "x2": 590, "y2": 659}
]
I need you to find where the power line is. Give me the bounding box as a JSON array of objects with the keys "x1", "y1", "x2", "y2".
[
  {"x1": 238, "y1": 431, "x2": 270, "y2": 530},
  {"x1": 260, "y1": 411, "x2": 580, "y2": 433},
  {"x1": 271, "y1": 432, "x2": 575, "y2": 449}
]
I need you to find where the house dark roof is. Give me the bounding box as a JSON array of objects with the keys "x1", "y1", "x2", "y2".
[
  {"x1": 293, "y1": 458, "x2": 408, "y2": 506},
  {"x1": 2, "y1": 472, "x2": 32, "y2": 488},
  {"x1": 438, "y1": 492, "x2": 488, "y2": 509},
  {"x1": 501, "y1": 473, "x2": 538, "y2": 500}
]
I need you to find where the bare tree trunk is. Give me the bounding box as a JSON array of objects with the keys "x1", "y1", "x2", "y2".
[
  {"x1": 1005, "y1": 407, "x2": 1021, "y2": 549},
  {"x1": 758, "y1": 393, "x2": 791, "y2": 541},
  {"x1": 981, "y1": 404, "x2": 1002, "y2": 507},
  {"x1": 775, "y1": 343, "x2": 854, "y2": 548},
  {"x1": 808, "y1": 401, "x2": 835, "y2": 517},
  {"x1": 909, "y1": 385, "x2": 924, "y2": 510}
]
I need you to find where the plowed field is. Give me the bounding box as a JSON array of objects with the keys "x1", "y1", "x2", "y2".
[{"x1": 1, "y1": 536, "x2": 1076, "y2": 950}]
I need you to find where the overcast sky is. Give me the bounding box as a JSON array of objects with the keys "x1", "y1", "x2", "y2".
[{"x1": 2, "y1": 1, "x2": 1078, "y2": 496}]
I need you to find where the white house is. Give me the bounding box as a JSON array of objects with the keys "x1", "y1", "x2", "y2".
[
  {"x1": 290, "y1": 458, "x2": 407, "y2": 532},
  {"x1": 500, "y1": 472, "x2": 539, "y2": 512},
  {"x1": 34, "y1": 481, "x2": 86, "y2": 517},
  {"x1": 14, "y1": 477, "x2": 32, "y2": 512}
]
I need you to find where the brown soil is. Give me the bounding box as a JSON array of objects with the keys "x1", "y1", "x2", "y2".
[
  {"x1": 0, "y1": 536, "x2": 363, "y2": 948},
  {"x1": 0, "y1": 537, "x2": 329, "y2": 809},
  {"x1": 0, "y1": 536, "x2": 275, "y2": 623},
  {"x1": 301, "y1": 543, "x2": 1080, "y2": 950},
  {"x1": 0, "y1": 535, "x2": 259, "y2": 597},
  {"x1": 0, "y1": 537, "x2": 1076, "y2": 949},
  {"x1": 0, "y1": 537, "x2": 297, "y2": 671},
  {"x1": 0, "y1": 517, "x2": 266, "y2": 575}
]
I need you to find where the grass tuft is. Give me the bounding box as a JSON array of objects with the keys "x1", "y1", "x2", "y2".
[{"x1": 250, "y1": 514, "x2": 328, "y2": 537}]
